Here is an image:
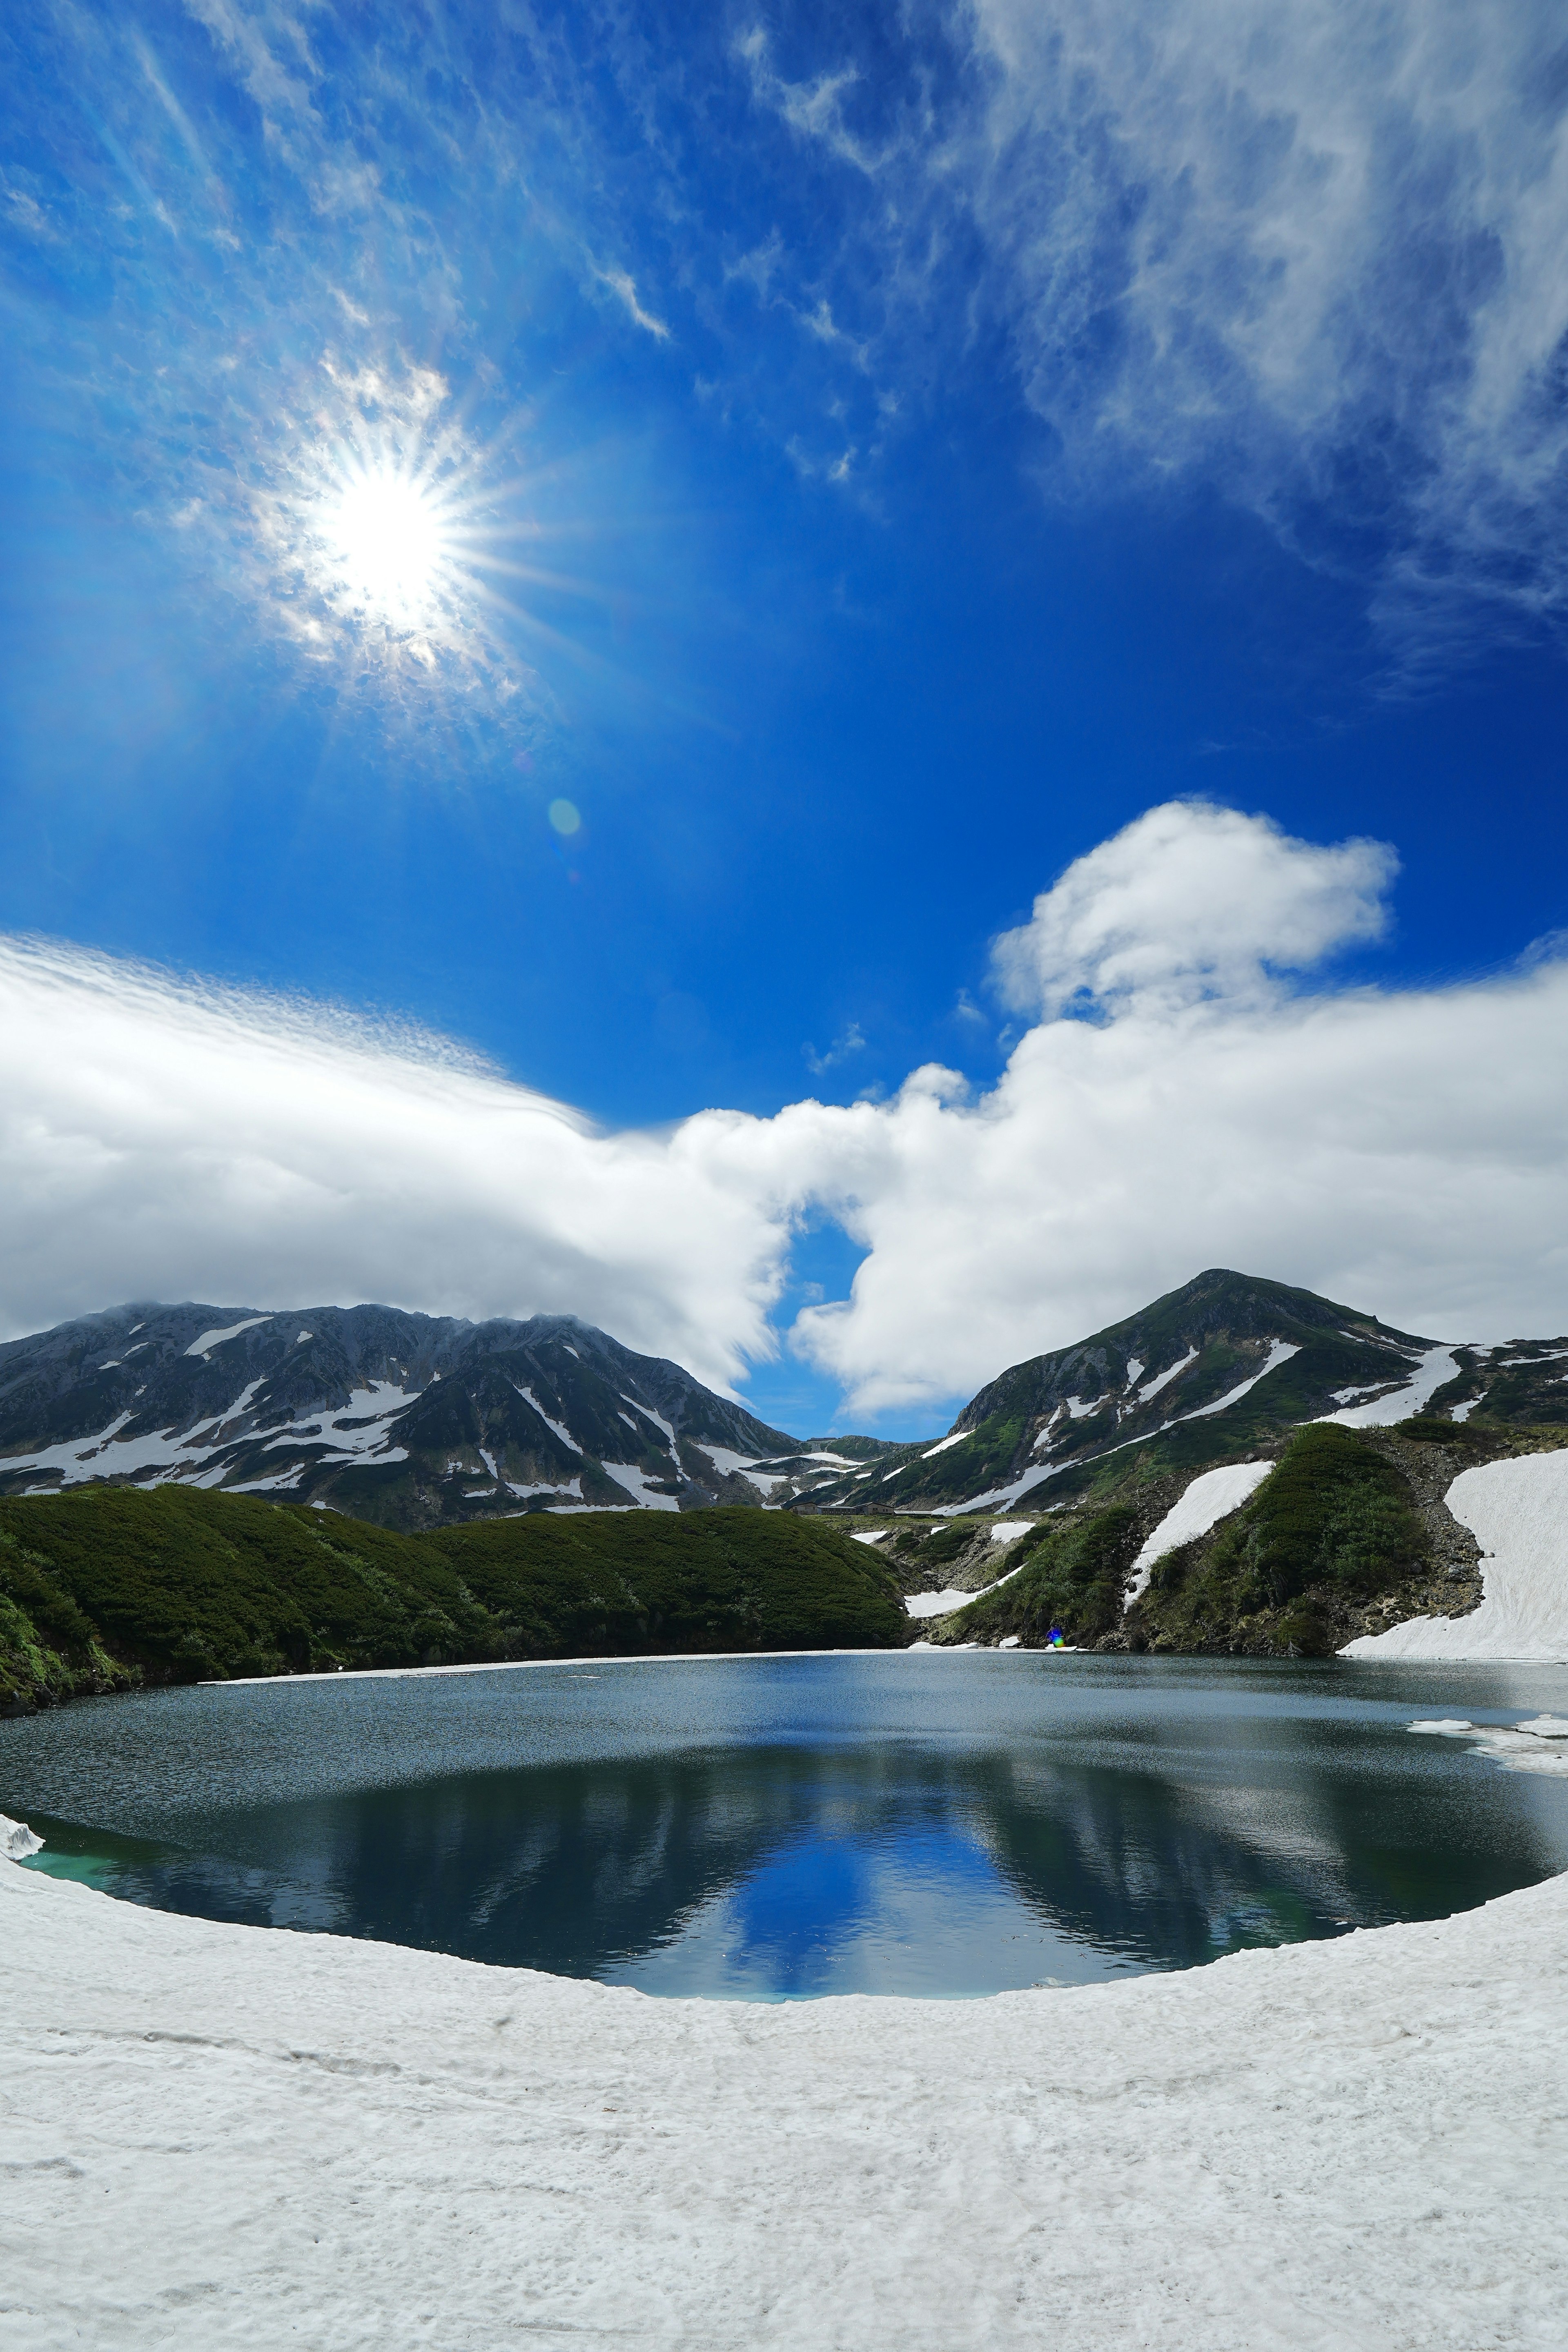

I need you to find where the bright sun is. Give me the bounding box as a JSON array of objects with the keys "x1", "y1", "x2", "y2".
[{"x1": 320, "y1": 466, "x2": 454, "y2": 625}]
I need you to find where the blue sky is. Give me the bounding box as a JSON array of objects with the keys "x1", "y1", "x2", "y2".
[{"x1": 3, "y1": 0, "x2": 1567, "y2": 1435}]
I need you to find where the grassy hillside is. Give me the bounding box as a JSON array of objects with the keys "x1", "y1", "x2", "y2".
[{"x1": 0, "y1": 1489, "x2": 909, "y2": 1711}]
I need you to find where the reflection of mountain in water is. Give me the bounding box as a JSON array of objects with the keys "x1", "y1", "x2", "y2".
[{"x1": 29, "y1": 1726, "x2": 1568, "y2": 1991}]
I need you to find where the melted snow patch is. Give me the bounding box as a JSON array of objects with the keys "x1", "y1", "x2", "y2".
[
  {"x1": 1125, "y1": 1461, "x2": 1275, "y2": 1609},
  {"x1": 1344, "y1": 1451, "x2": 1568, "y2": 1660},
  {"x1": 1408, "y1": 1714, "x2": 1568, "y2": 1777}
]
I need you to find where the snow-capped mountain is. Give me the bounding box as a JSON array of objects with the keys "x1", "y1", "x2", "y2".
[
  {"x1": 799, "y1": 1269, "x2": 1568, "y2": 1517},
  {"x1": 0, "y1": 1303, "x2": 885, "y2": 1528}
]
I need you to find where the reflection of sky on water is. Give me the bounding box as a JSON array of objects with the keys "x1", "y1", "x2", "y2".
[{"x1": 7, "y1": 1655, "x2": 1568, "y2": 2000}]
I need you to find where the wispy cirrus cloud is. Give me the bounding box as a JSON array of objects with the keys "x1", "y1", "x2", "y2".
[{"x1": 732, "y1": 0, "x2": 1568, "y2": 655}]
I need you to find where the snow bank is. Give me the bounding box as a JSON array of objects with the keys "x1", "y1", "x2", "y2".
[
  {"x1": 1, "y1": 1811, "x2": 43, "y2": 1860},
  {"x1": 1123, "y1": 1461, "x2": 1274, "y2": 1609},
  {"x1": 4, "y1": 1842, "x2": 1567, "y2": 2348},
  {"x1": 1343, "y1": 1451, "x2": 1568, "y2": 1662},
  {"x1": 904, "y1": 1586, "x2": 982, "y2": 1619}
]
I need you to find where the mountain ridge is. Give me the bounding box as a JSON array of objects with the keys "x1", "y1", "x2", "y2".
[
  {"x1": 793, "y1": 1269, "x2": 1568, "y2": 1517},
  {"x1": 0, "y1": 1301, "x2": 896, "y2": 1530}
]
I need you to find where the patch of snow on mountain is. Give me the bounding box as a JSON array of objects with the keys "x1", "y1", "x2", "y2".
[
  {"x1": 990, "y1": 1521, "x2": 1032, "y2": 1542},
  {"x1": 1125, "y1": 1358, "x2": 1144, "y2": 1389},
  {"x1": 1343, "y1": 1450, "x2": 1568, "y2": 1661},
  {"x1": 184, "y1": 1315, "x2": 272, "y2": 1359},
  {"x1": 295, "y1": 1331, "x2": 313, "y2": 1344},
  {"x1": 851, "y1": 1529, "x2": 888, "y2": 1544},
  {"x1": 1453, "y1": 1396, "x2": 1483, "y2": 1422},
  {"x1": 619, "y1": 1392, "x2": 681, "y2": 1468},
  {"x1": 517, "y1": 1386, "x2": 583, "y2": 1454},
  {"x1": 699, "y1": 1445, "x2": 765, "y2": 1479},
  {"x1": 904, "y1": 1586, "x2": 982, "y2": 1618},
  {"x1": 1179, "y1": 1341, "x2": 1300, "y2": 1422},
  {"x1": 601, "y1": 1463, "x2": 681, "y2": 1510},
  {"x1": 922, "y1": 1431, "x2": 969, "y2": 1459},
  {"x1": 1124, "y1": 1461, "x2": 1274, "y2": 1609},
  {"x1": 1134, "y1": 1347, "x2": 1198, "y2": 1403},
  {"x1": 904, "y1": 1554, "x2": 1035, "y2": 1618},
  {"x1": 1318, "y1": 1346, "x2": 1459, "y2": 1428}
]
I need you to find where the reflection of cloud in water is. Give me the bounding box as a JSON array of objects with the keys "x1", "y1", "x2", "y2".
[{"x1": 20, "y1": 1722, "x2": 1568, "y2": 1999}]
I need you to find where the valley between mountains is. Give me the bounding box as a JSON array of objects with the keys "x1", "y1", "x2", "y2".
[{"x1": 2, "y1": 1268, "x2": 1566, "y2": 1702}]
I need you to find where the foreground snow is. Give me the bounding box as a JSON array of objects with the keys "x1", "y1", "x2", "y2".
[
  {"x1": 1344, "y1": 1451, "x2": 1568, "y2": 1662},
  {"x1": 4, "y1": 1854, "x2": 1568, "y2": 2348}
]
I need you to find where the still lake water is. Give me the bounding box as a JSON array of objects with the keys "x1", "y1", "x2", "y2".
[{"x1": 5, "y1": 1652, "x2": 1568, "y2": 1999}]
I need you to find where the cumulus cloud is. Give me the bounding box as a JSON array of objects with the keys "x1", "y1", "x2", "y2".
[
  {"x1": 990, "y1": 802, "x2": 1397, "y2": 1017},
  {"x1": 5, "y1": 804, "x2": 1568, "y2": 1421}
]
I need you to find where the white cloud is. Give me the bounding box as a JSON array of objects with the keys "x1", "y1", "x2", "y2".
[
  {"x1": 990, "y1": 802, "x2": 1397, "y2": 1017},
  {"x1": 4, "y1": 802, "x2": 1568, "y2": 1421},
  {"x1": 0, "y1": 938, "x2": 786, "y2": 1400},
  {"x1": 594, "y1": 264, "x2": 671, "y2": 342}
]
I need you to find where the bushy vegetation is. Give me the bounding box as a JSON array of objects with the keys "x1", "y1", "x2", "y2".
[
  {"x1": 1137, "y1": 1425, "x2": 1429, "y2": 1656},
  {"x1": 932, "y1": 1507, "x2": 1140, "y2": 1648},
  {"x1": 0, "y1": 1489, "x2": 909, "y2": 1711}
]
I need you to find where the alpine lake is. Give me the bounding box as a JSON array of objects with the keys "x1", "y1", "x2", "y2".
[{"x1": 5, "y1": 1651, "x2": 1568, "y2": 2000}]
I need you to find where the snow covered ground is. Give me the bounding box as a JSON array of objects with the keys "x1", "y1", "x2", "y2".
[
  {"x1": 4, "y1": 1848, "x2": 1568, "y2": 2348},
  {"x1": 1344, "y1": 1450, "x2": 1568, "y2": 1662}
]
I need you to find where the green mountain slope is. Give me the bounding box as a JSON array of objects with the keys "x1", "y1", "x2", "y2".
[
  {"x1": 0, "y1": 1488, "x2": 909, "y2": 1711},
  {"x1": 927, "y1": 1419, "x2": 1568, "y2": 1657},
  {"x1": 800, "y1": 1269, "x2": 1438, "y2": 1516}
]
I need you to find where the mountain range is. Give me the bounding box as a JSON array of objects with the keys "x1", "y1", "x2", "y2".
[
  {"x1": 2, "y1": 1271, "x2": 1564, "y2": 1532},
  {"x1": 0, "y1": 1303, "x2": 893, "y2": 1530}
]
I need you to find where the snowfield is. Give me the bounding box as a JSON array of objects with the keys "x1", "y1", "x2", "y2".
[
  {"x1": 4, "y1": 1851, "x2": 1568, "y2": 2348},
  {"x1": 1343, "y1": 1451, "x2": 1568, "y2": 1662}
]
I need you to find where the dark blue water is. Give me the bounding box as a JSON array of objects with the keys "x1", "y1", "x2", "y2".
[{"x1": 5, "y1": 1652, "x2": 1568, "y2": 1998}]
